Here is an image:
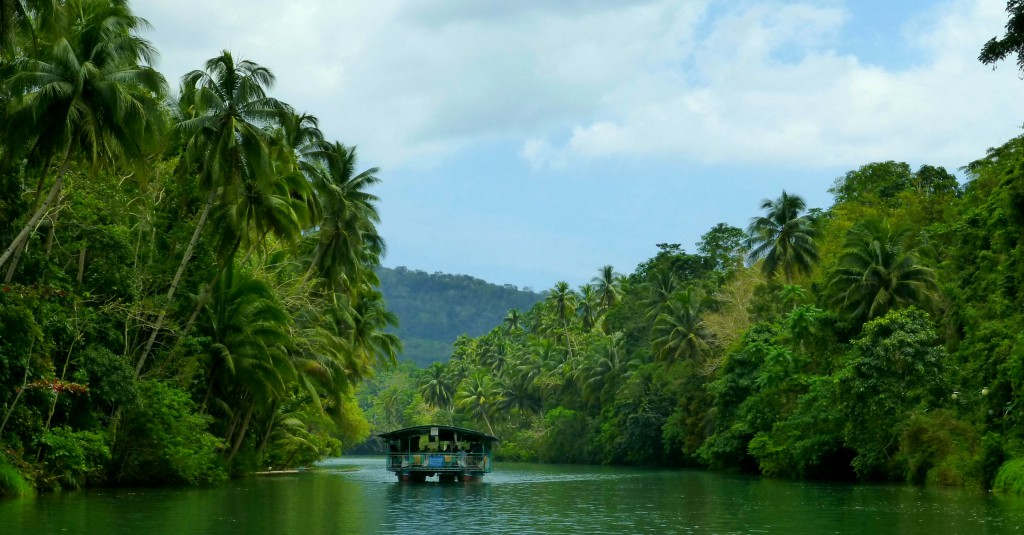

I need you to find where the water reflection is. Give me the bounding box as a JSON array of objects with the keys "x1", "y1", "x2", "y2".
[{"x1": 3, "y1": 457, "x2": 1024, "y2": 534}]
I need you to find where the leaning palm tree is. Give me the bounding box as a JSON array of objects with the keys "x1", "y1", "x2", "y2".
[
  {"x1": 828, "y1": 218, "x2": 938, "y2": 326},
  {"x1": 746, "y1": 190, "x2": 820, "y2": 282},
  {"x1": 1, "y1": 0, "x2": 166, "y2": 272},
  {"x1": 344, "y1": 287, "x2": 402, "y2": 370},
  {"x1": 301, "y1": 142, "x2": 384, "y2": 294},
  {"x1": 134, "y1": 50, "x2": 286, "y2": 375},
  {"x1": 195, "y1": 264, "x2": 295, "y2": 464}
]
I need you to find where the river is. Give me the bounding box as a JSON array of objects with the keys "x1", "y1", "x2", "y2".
[{"x1": 3, "y1": 457, "x2": 1024, "y2": 533}]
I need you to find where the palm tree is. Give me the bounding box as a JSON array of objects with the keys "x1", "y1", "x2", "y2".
[
  {"x1": 195, "y1": 264, "x2": 295, "y2": 463},
  {"x1": 576, "y1": 284, "x2": 600, "y2": 332},
  {"x1": 547, "y1": 281, "x2": 577, "y2": 360},
  {"x1": 1, "y1": 0, "x2": 166, "y2": 272},
  {"x1": 503, "y1": 309, "x2": 523, "y2": 333},
  {"x1": 592, "y1": 265, "x2": 623, "y2": 311},
  {"x1": 134, "y1": 50, "x2": 286, "y2": 375},
  {"x1": 480, "y1": 336, "x2": 512, "y2": 377},
  {"x1": 290, "y1": 300, "x2": 373, "y2": 413},
  {"x1": 301, "y1": 142, "x2": 383, "y2": 294},
  {"x1": 455, "y1": 371, "x2": 501, "y2": 435},
  {"x1": 828, "y1": 218, "x2": 938, "y2": 325},
  {"x1": 211, "y1": 156, "x2": 312, "y2": 261},
  {"x1": 746, "y1": 190, "x2": 820, "y2": 282},
  {"x1": 497, "y1": 373, "x2": 542, "y2": 415},
  {"x1": 1, "y1": 0, "x2": 60, "y2": 60},
  {"x1": 516, "y1": 338, "x2": 554, "y2": 387},
  {"x1": 583, "y1": 333, "x2": 634, "y2": 403},
  {"x1": 651, "y1": 289, "x2": 708, "y2": 363},
  {"x1": 419, "y1": 362, "x2": 455, "y2": 422},
  {"x1": 343, "y1": 287, "x2": 402, "y2": 371},
  {"x1": 642, "y1": 267, "x2": 677, "y2": 323}
]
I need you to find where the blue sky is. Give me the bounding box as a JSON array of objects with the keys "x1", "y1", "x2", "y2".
[{"x1": 132, "y1": 0, "x2": 1024, "y2": 291}]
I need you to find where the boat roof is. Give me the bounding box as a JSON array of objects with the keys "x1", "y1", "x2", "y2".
[{"x1": 377, "y1": 425, "x2": 499, "y2": 443}]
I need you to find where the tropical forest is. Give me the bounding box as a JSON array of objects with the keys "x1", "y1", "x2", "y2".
[{"x1": 5, "y1": 0, "x2": 1024, "y2": 499}]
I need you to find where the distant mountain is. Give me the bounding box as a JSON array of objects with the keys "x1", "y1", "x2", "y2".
[{"x1": 376, "y1": 266, "x2": 546, "y2": 367}]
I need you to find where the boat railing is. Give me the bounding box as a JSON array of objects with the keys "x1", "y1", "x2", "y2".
[{"x1": 386, "y1": 453, "x2": 490, "y2": 472}]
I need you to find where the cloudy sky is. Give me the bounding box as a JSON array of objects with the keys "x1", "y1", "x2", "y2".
[{"x1": 131, "y1": 0, "x2": 1024, "y2": 291}]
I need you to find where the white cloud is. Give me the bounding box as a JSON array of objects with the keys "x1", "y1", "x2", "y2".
[
  {"x1": 524, "y1": 0, "x2": 1024, "y2": 171},
  {"x1": 133, "y1": 0, "x2": 1023, "y2": 174}
]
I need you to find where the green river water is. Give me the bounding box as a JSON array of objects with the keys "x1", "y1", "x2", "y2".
[{"x1": 3, "y1": 456, "x2": 1024, "y2": 534}]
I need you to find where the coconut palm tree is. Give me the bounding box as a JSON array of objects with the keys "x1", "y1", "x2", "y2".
[
  {"x1": 583, "y1": 333, "x2": 635, "y2": 404},
  {"x1": 301, "y1": 142, "x2": 383, "y2": 294},
  {"x1": 134, "y1": 50, "x2": 286, "y2": 375},
  {"x1": 1, "y1": 0, "x2": 166, "y2": 272},
  {"x1": 419, "y1": 362, "x2": 455, "y2": 420},
  {"x1": 576, "y1": 284, "x2": 600, "y2": 332},
  {"x1": 642, "y1": 267, "x2": 678, "y2": 323},
  {"x1": 651, "y1": 289, "x2": 708, "y2": 363},
  {"x1": 828, "y1": 218, "x2": 939, "y2": 325},
  {"x1": 746, "y1": 190, "x2": 820, "y2": 282},
  {"x1": 503, "y1": 309, "x2": 523, "y2": 333},
  {"x1": 195, "y1": 264, "x2": 295, "y2": 463},
  {"x1": 344, "y1": 287, "x2": 402, "y2": 370},
  {"x1": 547, "y1": 281, "x2": 577, "y2": 360},
  {"x1": 456, "y1": 371, "x2": 501, "y2": 435},
  {"x1": 497, "y1": 373, "x2": 542, "y2": 415},
  {"x1": 592, "y1": 265, "x2": 623, "y2": 311}
]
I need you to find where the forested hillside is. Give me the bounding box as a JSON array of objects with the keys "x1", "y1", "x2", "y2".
[{"x1": 377, "y1": 267, "x2": 544, "y2": 367}]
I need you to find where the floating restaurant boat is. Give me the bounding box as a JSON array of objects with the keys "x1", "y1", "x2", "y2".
[{"x1": 378, "y1": 425, "x2": 498, "y2": 483}]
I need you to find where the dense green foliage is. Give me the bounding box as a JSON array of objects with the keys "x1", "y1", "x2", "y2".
[
  {"x1": 362, "y1": 144, "x2": 1024, "y2": 490},
  {"x1": 0, "y1": 0, "x2": 397, "y2": 494},
  {"x1": 376, "y1": 266, "x2": 544, "y2": 366},
  {"x1": 6, "y1": 0, "x2": 1024, "y2": 497}
]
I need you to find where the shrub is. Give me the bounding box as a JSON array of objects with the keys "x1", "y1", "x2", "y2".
[
  {"x1": 993, "y1": 458, "x2": 1024, "y2": 494},
  {"x1": 39, "y1": 426, "x2": 110, "y2": 489},
  {"x1": 114, "y1": 380, "x2": 226, "y2": 485},
  {"x1": 897, "y1": 410, "x2": 979, "y2": 487}
]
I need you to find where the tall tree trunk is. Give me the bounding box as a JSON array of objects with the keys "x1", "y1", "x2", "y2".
[
  {"x1": 481, "y1": 410, "x2": 494, "y2": 436},
  {"x1": 133, "y1": 189, "x2": 217, "y2": 377},
  {"x1": 29, "y1": 156, "x2": 53, "y2": 210},
  {"x1": 3, "y1": 243, "x2": 21, "y2": 283},
  {"x1": 43, "y1": 192, "x2": 61, "y2": 259},
  {"x1": 178, "y1": 236, "x2": 243, "y2": 343},
  {"x1": 255, "y1": 401, "x2": 278, "y2": 458},
  {"x1": 76, "y1": 247, "x2": 87, "y2": 284},
  {"x1": 0, "y1": 146, "x2": 71, "y2": 270},
  {"x1": 0, "y1": 339, "x2": 35, "y2": 438},
  {"x1": 303, "y1": 241, "x2": 324, "y2": 282},
  {"x1": 227, "y1": 402, "x2": 255, "y2": 464}
]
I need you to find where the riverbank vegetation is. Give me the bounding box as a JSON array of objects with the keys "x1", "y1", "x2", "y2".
[
  {"x1": 1, "y1": 0, "x2": 398, "y2": 495},
  {"x1": 370, "y1": 149, "x2": 1023, "y2": 490},
  {"x1": 5, "y1": 0, "x2": 1024, "y2": 498},
  {"x1": 355, "y1": 3, "x2": 1024, "y2": 492}
]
